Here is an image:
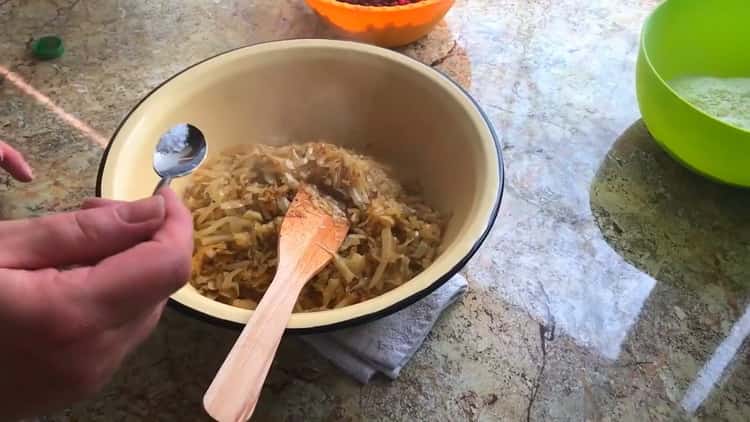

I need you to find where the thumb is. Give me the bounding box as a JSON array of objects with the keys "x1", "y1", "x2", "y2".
[{"x1": 0, "y1": 196, "x2": 166, "y2": 269}]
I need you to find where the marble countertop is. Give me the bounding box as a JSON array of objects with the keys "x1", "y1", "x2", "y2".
[{"x1": 1, "y1": 0, "x2": 749, "y2": 420}]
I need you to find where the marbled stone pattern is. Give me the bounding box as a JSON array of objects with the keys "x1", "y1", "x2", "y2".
[{"x1": 1, "y1": 0, "x2": 749, "y2": 421}]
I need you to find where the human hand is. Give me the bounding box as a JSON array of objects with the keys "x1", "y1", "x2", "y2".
[
  {"x1": 0, "y1": 141, "x2": 34, "y2": 182},
  {"x1": 0, "y1": 145, "x2": 193, "y2": 419}
]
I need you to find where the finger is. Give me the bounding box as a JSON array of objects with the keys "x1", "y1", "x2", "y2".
[
  {"x1": 0, "y1": 196, "x2": 166, "y2": 269},
  {"x1": 41, "y1": 302, "x2": 164, "y2": 401},
  {"x1": 0, "y1": 269, "x2": 165, "y2": 347},
  {"x1": 0, "y1": 141, "x2": 33, "y2": 182},
  {"x1": 0, "y1": 268, "x2": 51, "y2": 330},
  {"x1": 64, "y1": 189, "x2": 193, "y2": 326},
  {"x1": 108, "y1": 300, "x2": 166, "y2": 354},
  {"x1": 72, "y1": 301, "x2": 167, "y2": 396},
  {"x1": 81, "y1": 198, "x2": 122, "y2": 209}
]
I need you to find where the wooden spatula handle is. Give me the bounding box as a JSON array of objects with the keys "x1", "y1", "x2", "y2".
[
  {"x1": 203, "y1": 187, "x2": 350, "y2": 422},
  {"x1": 203, "y1": 267, "x2": 301, "y2": 422}
]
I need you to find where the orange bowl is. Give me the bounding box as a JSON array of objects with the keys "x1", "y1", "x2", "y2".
[{"x1": 305, "y1": 0, "x2": 455, "y2": 47}]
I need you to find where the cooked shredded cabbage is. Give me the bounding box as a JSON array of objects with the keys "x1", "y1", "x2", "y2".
[{"x1": 184, "y1": 142, "x2": 445, "y2": 312}]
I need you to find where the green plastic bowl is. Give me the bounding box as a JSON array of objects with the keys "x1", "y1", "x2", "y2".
[{"x1": 636, "y1": 0, "x2": 750, "y2": 187}]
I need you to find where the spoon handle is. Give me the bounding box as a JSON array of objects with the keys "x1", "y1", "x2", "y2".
[{"x1": 153, "y1": 176, "x2": 172, "y2": 195}]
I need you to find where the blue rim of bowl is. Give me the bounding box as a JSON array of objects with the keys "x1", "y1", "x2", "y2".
[{"x1": 95, "y1": 39, "x2": 505, "y2": 334}]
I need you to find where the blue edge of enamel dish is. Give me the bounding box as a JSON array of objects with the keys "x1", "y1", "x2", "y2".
[{"x1": 95, "y1": 40, "x2": 505, "y2": 334}]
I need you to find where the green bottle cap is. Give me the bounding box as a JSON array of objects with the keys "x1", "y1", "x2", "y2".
[{"x1": 31, "y1": 36, "x2": 64, "y2": 60}]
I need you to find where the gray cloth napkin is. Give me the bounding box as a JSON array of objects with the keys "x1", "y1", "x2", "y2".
[{"x1": 301, "y1": 274, "x2": 468, "y2": 383}]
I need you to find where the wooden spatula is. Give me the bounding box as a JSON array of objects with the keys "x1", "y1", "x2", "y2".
[{"x1": 203, "y1": 186, "x2": 350, "y2": 422}]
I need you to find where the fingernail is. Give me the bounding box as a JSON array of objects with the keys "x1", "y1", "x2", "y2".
[
  {"x1": 116, "y1": 196, "x2": 165, "y2": 223},
  {"x1": 22, "y1": 162, "x2": 33, "y2": 181},
  {"x1": 16, "y1": 162, "x2": 33, "y2": 182}
]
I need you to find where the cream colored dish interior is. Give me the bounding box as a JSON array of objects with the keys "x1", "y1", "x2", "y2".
[{"x1": 99, "y1": 40, "x2": 500, "y2": 329}]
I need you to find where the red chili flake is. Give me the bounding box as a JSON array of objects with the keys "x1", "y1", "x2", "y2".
[{"x1": 337, "y1": 0, "x2": 423, "y2": 6}]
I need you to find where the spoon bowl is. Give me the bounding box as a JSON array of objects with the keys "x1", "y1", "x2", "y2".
[{"x1": 152, "y1": 123, "x2": 207, "y2": 193}]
